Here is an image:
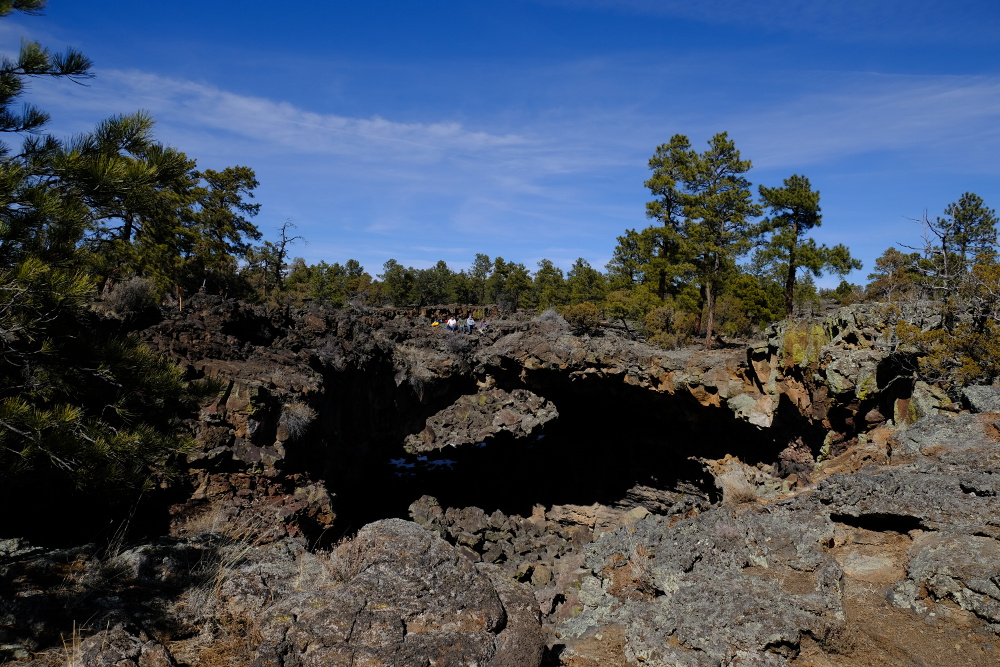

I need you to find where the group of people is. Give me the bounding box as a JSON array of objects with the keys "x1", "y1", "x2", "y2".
[{"x1": 433, "y1": 314, "x2": 479, "y2": 333}]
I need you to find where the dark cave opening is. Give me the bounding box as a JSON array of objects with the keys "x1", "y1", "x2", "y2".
[{"x1": 330, "y1": 375, "x2": 796, "y2": 535}]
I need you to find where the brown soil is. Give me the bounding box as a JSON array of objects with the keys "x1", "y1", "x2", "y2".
[
  {"x1": 796, "y1": 524, "x2": 1000, "y2": 666},
  {"x1": 795, "y1": 578, "x2": 1000, "y2": 666},
  {"x1": 555, "y1": 624, "x2": 630, "y2": 666}
]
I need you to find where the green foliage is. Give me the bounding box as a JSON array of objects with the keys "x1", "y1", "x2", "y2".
[
  {"x1": 566, "y1": 258, "x2": 607, "y2": 305},
  {"x1": 643, "y1": 132, "x2": 762, "y2": 346},
  {"x1": 242, "y1": 220, "x2": 302, "y2": 301},
  {"x1": 414, "y1": 260, "x2": 456, "y2": 305},
  {"x1": 0, "y1": 8, "x2": 92, "y2": 141},
  {"x1": 756, "y1": 174, "x2": 860, "y2": 317},
  {"x1": 285, "y1": 257, "x2": 374, "y2": 307},
  {"x1": 941, "y1": 192, "x2": 998, "y2": 268},
  {"x1": 896, "y1": 256, "x2": 1000, "y2": 390},
  {"x1": 0, "y1": 6, "x2": 206, "y2": 495},
  {"x1": 906, "y1": 193, "x2": 999, "y2": 297},
  {"x1": 714, "y1": 272, "x2": 783, "y2": 337},
  {"x1": 486, "y1": 256, "x2": 531, "y2": 311},
  {"x1": 560, "y1": 301, "x2": 602, "y2": 333},
  {"x1": 377, "y1": 258, "x2": 416, "y2": 306},
  {"x1": 532, "y1": 259, "x2": 568, "y2": 310},
  {"x1": 604, "y1": 284, "x2": 662, "y2": 324},
  {"x1": 865, "y1": 247, "x2": 922, "y2": 301},
  {"x1": 0, "y1": 258, "x2": 198, "y2": 491},
  {"x1": 823, "y1": 279, "x2": 863, "y2": 305},
  {"x1": 185, "y1": 165, "x2": 263, "y2": 293},
  {"x1": 469, "y1": 253, "x2": 492, "y2": 304},
  {"x1": 644, "y1": 302, "x2": 698, "y2": 349}
]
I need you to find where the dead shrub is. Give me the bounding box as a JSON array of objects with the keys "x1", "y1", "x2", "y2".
[
  {"x1": 532, "y1": 308, "x2": 569, "y2": 334},
  {"x1": 281, "y1": 401, "x2": 317, "y2": 441},
  {"x1": 445, "y1": 333, "x2": 471, "y2": 353},
  {"x1": 715, "y1": 466, "x2": 759, "y2": 505},
  {"x1": 325, "y1": 533, "x2": 371, "y2": 582}
]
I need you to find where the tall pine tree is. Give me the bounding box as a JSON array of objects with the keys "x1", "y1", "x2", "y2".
[{"x1": 756, "y1": 174, "x2": 861, "y2": 317}]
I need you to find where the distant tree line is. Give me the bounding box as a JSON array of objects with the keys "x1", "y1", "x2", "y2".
[
  {"x1": 276, "y1": 133, "x2": 997, "y2": 360},
  {"x1": 280, "y1": 132, "x2": 865, "y2": 348}
]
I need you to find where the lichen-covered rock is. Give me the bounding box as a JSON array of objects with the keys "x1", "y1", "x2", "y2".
[
  {"x1": 890, "y1": 532, "x2": 1000, "y2": 629},
  {"x1": 14, "y1": 624, "x2": 177, "y2": 667},
  {"x1": 961, "y1": 384, "x2": 1000, "y2": 413}
]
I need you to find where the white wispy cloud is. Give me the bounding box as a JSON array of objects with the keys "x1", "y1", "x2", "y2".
[
  {"x1": 723, "y1": 74, "x2": 1000, "y2": 173},
  {"x1": 35, "y1": 69, "x2": 530, "y2": 158},
  {"x1": 24, "y1": 58, "x2": 1000, "y2": 277},
  {"x1": 537, "y1": 0, "x2": 1000, "y2": 43}
]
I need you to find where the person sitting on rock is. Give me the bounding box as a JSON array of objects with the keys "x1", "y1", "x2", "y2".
[
  {"x1": 465, "y1": 315, "x2": 476, "y2": 333},
  {"x1": 446, "y1": 316, "x2": 457, "y2": 331}
]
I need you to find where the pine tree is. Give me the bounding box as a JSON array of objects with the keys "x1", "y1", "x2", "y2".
[
  {"x1": 645, "y1": 132, "x2": 761, "y2": 347},
  {"x1": 756, "y1": 174, "x2": 861, "y2": 317},
  {"x1": 943, "y1": 192, "x2": 997, "y2": 268},
  {"x1": 0, "y1": 3, "x2": 202, "y2": 497},
  {"x1": 566, "y1": 258, "x2": 607, "y2": 304},
  {"x1": 532, "y1": 259, "x2": 568, "y2": 310},
  {"x1": 486, "y1": 257, "x2": 531, "y2": 311}
]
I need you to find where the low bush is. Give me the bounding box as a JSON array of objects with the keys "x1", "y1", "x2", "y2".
[
  {"x1": 102, "y1": 276, "x2": 159, "y2": 320},
  {"x1": 644, "y1": 304, "x2": 697, "y2": 349},
  {"x1": 560, "y1": 301, "x2": 601, "y2": 334}
]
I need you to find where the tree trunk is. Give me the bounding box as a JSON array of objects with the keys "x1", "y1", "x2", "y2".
[
  {"x1": 784, "y1": 243, "x2": 797, "y2": 318},
  {"x1": 703, "y1": 274, "x2": 715, "y2": 350},
  {"x1": 121, "y1": 213, "x2": 135, "y2": 243}
]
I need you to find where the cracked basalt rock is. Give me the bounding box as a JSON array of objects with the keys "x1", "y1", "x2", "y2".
[
  {"x1": 403, "y1": 387, "x2": 558, "y2": 453},
  {"x1": 557, "y1": 501, "x2": 843, "y2": 666},
  {"x1": 4, "y1": 521, "x2": 545, "y2": 667},
  {"x1": 188, "y1": 518, "x2": 545, "y2": 667}
]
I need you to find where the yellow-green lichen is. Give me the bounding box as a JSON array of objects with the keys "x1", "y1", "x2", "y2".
[{"x1": 781, "y1": 322, "x2": 830, "y2": 368}]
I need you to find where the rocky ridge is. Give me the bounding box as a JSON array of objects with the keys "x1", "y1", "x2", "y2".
[{"x1": 2, "y1": 297, "x2": 998, "y2": 666}]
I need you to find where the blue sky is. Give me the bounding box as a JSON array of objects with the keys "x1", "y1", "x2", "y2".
[{"x1": 8, "y1": 1, "x2": 1000, "y2": 286}]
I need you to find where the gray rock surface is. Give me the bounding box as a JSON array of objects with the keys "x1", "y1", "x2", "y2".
[
  {"x1": 2, "y1": 521, "x2": 545, "y2": 667},
  {"x1": 890, "y1": 532, "x2": 1000, "y2": 630},
  {"x1": 558, "y1": 502, "x2": 843, "y2": 666},
  {"x1": 404, "y1": 387, "x2": 558, "y2": 453},
  {"x1": 962, "y1": 384, "x2": 1000, "y2": 413},
  {"x1": 193, "y1": 518, "x2": 544, "y2": 667},
  {"x1": 555, "y1": 411, "x2": 1000, "y2": 664}
]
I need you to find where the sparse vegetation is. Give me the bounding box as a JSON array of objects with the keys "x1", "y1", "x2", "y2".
[
  {"x1": 281, "y1": 401, "x2": 317, "y2": 441},
  {"x1": 100, "y1": 275, "x2": 159, "y2": 320}
]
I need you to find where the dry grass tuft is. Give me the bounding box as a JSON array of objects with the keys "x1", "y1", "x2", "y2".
[
  {"x1": 281, "y1": 401, "x2": 317, "y2": 441},
  {"x1": 716, "y1": 466, "x2": 759, "y2": 505},
  {"x1": 325, "y1": 532, "x2": 372, "y2": 582}
]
